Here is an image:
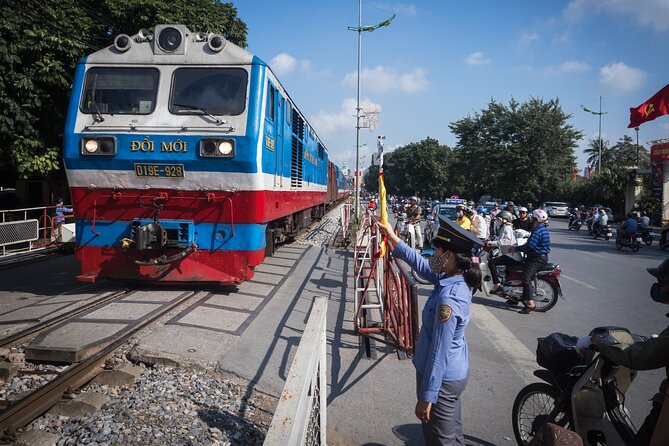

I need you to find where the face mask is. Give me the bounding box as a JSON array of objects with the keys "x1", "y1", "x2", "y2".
[
  {"x1": 651, "y1": 282, "x2": 669, "y2": 303},
  {"x1": 428, "y1": 252, "x2": 448, "y2": 273}
]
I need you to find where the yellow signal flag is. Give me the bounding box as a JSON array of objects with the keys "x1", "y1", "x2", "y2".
[{"x1": 378, "y1": 170, "x2": 388, "y2": 257}]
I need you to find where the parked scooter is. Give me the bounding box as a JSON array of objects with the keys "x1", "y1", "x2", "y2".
[
  {"x1": 478, "y1": 231, "x2": 562, "y2": 312},
  {"x1": 592, "y1": 223, "x2": 613, "y2": 240},
  {"x1": 512, "y1": 326, "x2": 645, "y2": 446},
  {"x1": 615, "y1": 231, "x2": 642, "y2": 253}
]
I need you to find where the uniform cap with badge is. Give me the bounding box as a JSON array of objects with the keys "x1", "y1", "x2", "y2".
[{"x1": 433, "y1": 216, "x2": 483, "y2": 257}]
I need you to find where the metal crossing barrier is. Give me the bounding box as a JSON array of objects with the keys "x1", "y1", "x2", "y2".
[
  {"x1": 353, "y1": 207, "x2": 418, "y2": 357},
  {"x1": 0, "y1": 205, "x2": 74, "y2": 258},
  {"x1": 340, "y1": 203, "x2": 352, "y2": 242},
  {"x1": 264, "y1": 297, "x2": 328, "y2": 446}
]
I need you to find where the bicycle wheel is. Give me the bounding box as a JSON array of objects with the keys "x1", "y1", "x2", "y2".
[{"x1": 512, "y1": 382, "x2": 570, "y2": 446}]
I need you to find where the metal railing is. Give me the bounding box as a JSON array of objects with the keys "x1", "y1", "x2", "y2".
[
  {"x1": 264, "y1": 297, "x2": 328, "y2": 446},
  {"x1": 353, "y1": 206, "x2": 419, "y2": 357},
  {"x1": 0, "y1": 205, "x2": 74, "y2": 258}
]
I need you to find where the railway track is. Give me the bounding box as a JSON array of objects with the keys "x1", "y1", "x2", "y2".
[{"x1": 0, "y1": 289, "x2": 203, "y2": 440}]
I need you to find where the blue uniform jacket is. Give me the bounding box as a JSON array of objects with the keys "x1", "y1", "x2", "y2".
[{"x1": 392, "y1": 241, "x2": 472, "y2": 403}]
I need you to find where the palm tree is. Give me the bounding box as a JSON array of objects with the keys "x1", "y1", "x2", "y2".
[{"x1": 584, "y1": 139, "x2": 612, "y2": 172}]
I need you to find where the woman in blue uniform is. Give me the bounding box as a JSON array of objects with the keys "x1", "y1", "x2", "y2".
[{"x1": 380, "y1": 216, "x2": 482, "y2": 445}]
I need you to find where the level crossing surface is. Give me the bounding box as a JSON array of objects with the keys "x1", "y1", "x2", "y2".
[{"x1": 0, "y1": 217, "x2": 665, "y2": 445}]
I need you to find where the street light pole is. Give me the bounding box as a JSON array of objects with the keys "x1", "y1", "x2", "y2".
[
  {"x1": 348, "y1": 3, "x2": 395, "y2": 218},
  {"x1": 581, "y1": 97, "x2": 608, "y2": 174},
  {"x1": 635, "y1": 126, "x2": 640, "y2": 169},
  {"x1": 598, "y1": 96, "x2": 602, "y2": 173}
]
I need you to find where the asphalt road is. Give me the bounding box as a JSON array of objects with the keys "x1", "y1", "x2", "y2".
[{"x1": 405, "y1": 216, "x2": 668, "y2": 445}]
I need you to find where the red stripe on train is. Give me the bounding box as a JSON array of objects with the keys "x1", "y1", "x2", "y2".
[
  {"x1": 75, "y1": 246, "x2": 265, "y2": 285},
  {"x1": 69, "y1": 188, "x2": 331, "y2": 223}
]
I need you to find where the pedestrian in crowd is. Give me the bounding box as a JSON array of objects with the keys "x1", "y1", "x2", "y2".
[
  {"x1": 490, "y1": 203, "x2": 500, "y2": 218},
  {"x1": 513, "y1": 207, "x2": 532, "y2": 232},
  {"x1": 506, "y1": 201, "x2": 518, "y2": 218},
  {"x1": 455, "y1": 205, "x2": 471, "y2": 231},
  {"x1": 640, "y1": 211, "x2": 650, "y2": 229},
  {"x1": 509, "y1": 209, "x2": 550, "y2": 314},
  {"x1": 379, "y1": 216, "x2": 483, "y2": 445},
  {"x1": 471, "y1": 206, "x2": 489, "y2": 240},
  {"x1": 408, "y1": 197, "x2": 424, "y2": 249},
  {"x1": 53, "y1": 197, "x2": 73, "y2": 242}
]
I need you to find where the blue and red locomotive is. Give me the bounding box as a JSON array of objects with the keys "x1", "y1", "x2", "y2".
[{"x1": 63, "y1": 25, "x2": 349, "y2": 285}]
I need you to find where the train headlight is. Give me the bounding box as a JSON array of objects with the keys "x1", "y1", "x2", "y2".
[
  {"x1": 157, "y1": 27, "x2": 183, "y2": 52},
  {"x1": 113, "y1": 34, "x2": 132, "y2": 52},
  {"x1": 200, "y1": 138, "x2": 235, "y2": 158},
  {"x1": 81, "y1": 137, "x2": 116, "y2": 156},
  {"x1": 207, "y1": 34, "x2": 226, "y2": 53}
]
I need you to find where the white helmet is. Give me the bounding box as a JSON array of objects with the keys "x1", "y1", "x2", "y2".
[
  {"x1": 532, "y1": 209, "x2": 548, "y2": 223},
  {"x1": 518, "y1": 206, "x2": 528, "y2": 213}
]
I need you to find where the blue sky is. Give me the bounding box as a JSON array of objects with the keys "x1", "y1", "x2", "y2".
[{"x1": 235, "y1": 0, "x2": 669, "y2": 174}]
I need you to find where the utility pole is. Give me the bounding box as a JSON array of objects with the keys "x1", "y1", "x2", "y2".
[{"x1": 581, "y1": 97, "x2": 608, "y2": 173}]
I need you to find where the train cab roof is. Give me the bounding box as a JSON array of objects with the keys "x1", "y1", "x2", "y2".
[{"x1": 85, "y1": 24, "x2": 258, "y2": 66}]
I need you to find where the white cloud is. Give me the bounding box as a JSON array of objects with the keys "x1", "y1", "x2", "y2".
[
  {"x1": 599, "y1": 62, "x2": 646, "y2": 93},
  {"x1": 552, "y1": 30, "x2": 571, "y2": 44},
  {"x1": 564, "y1": 0, "x2": 669, "y2": 32},
  {"x1": 660, "y1": 123, "x2": 669, "y2": 131},
  {"x1": 309, "y1": 98, "x2": 383, "y2": 136},
  {"x1": 343, "y1": 66, "x2": 428, "y2": 93},
  {"x1": 394, "y1": 3, "x2": 417, "y2": 16},
  {"x1": 542, "y1": 60, "x2": 590, "y2": 75},
  {"x1": 269, "y1": 53, "x2": 312, "y2": 76},
  {"x1": 465, "y1": 52, "x2": 491, "y2": 66},
  {"x1": 517, "y1": 32, "x2": 540, "y2": 46}
]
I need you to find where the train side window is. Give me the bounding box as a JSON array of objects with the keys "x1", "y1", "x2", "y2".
[
  {"x1": 267, "y1": 84, "x2": 276, "y2": 121},
  {"x1": 286, "y1": 102, "x2": 292, "y2": 126}
]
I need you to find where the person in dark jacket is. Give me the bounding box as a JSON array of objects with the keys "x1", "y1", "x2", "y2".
[{"x1": 580, "y1": 259, "x2": 669, "y2": 446}]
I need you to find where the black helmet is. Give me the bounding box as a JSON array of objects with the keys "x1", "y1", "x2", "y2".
[
  {"x1": 497, "y1": 210, "x2": 513, "y2": 222},
  {"x1": 56, "y1": 197, "x2": 64, "y2": 204},
  {"x1": 649, "y1": 259, "x2": 669, "y2": 303}
]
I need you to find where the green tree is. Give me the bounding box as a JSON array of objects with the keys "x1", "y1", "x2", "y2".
[
  {"x1": 373, "y1": 137, "x2": 455, "y2": 199},
  {"x1": 0, "y1": 0, "x2": 247, "y2": 180},
  {"x1": 449, "y1": 98, "x2": 582, "y2": 202}
]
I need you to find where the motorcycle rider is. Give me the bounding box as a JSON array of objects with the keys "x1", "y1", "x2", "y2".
[
  {"x1": 506, "y1": 201, "x2": 518, "y2": 219},
  {"x1": 508, "y1": 209, "x2": 550, "y2": 314},
  {"x1": 487, "y1": 210, "x2": 518, "y2": 294},
  {"x1": 617, "y1": 212, "x2": 639, "y2": 243},
  {"x1": 640, "y1": 211, "x2": 650, "y2": 230},
  {"x1": 568, "y1": 207, "x2": 581, "y2": 228},
  {"x1": 592, "y1": 208, "x2": 608, "y2": 235},
  {"x1": 455, "y1": 205, "x2": 472, "y2": 230},
  {"x1": 577, "y1": 259, "x2": 669, "y2": 445},
  {"x1": 408, "y1": 197, "x2": 424, "y2": 249},
  {"x1": 513, "y1": 207, "x2": 532, "y2": 232}
]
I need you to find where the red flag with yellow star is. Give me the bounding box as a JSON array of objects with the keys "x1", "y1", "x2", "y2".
[{"x1": 628, "y1": 83, "x2": 669, "y2": 128}]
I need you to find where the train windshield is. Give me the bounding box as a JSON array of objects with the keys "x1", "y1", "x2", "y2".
[
  {"x1": 170, "y1": 68, "x2": 248, "y2": 116},
  {"x1": 80, "y1": 67, "x2": 159, "y2": 115}
]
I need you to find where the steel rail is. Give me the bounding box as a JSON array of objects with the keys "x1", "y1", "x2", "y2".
[
  {"x1": 0, "y1": 287, "x2": 135, "y2": 349},
  {"x1": 0, "y1": 289, "x2": 203, "y2": 438}
]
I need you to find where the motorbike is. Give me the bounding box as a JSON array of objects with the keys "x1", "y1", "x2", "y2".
[
  {"x1": 640, "y1": 227, "x2": 653, "y2": 246},
  {"x1": 592, "y1": 223, "x2": 613, "y2": 241},
  {"x1": 568, "y1": 214, "x2": 582, "y2": 231},
  {"x1": 512, "y1": 326, "x2": 644, "y2": 446},
  {"x1": 615, "y1": 231, "x2": 642, "y2": 253},
  {"x1": 660, "y1": 227, "x2": 669, "y2": 250},
  {"x1": 477, "y1": 231, "x2": 562, "y2": 312}
]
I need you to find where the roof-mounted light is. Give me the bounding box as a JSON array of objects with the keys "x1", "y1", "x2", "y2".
[
  {"x1": 136, "y1": 28, "x2": 151, "y2": 42},
  {"x1": 207, "y1": 34, "x2": 226, "y2": 52},
  {"x1": 154, "y1": 25, "x2": 187, "y2": 55},
  {"x1": 113, "y1": 34, "x2": 132, "y2": 52}
]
